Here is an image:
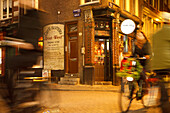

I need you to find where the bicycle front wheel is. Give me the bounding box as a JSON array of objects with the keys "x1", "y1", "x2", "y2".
[{"x1": 119, "y1": 79, "x2": 134, "y2": 113}]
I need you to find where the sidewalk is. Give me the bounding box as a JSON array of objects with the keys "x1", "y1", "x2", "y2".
[{"x1": 48, "y1": 84, "x2": 120, "y2": 92}]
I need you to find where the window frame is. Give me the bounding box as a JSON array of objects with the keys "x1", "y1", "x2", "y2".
[
  {"x1": 80, "y1": 0, "x2": 100, "y2": 6},
  {"x1": 20, "y1": 0, "x2": 39, "y2": 15},
  {"x1": 0, "y1": 0, "x2": 12, "y2": 20}
]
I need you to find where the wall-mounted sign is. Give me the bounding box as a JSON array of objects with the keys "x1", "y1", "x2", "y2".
[
  {"x1": 74, "y1": 13, "x2": 81, "y2": 17},
  {"x1": 73, "y1": 9, "x2": 81, "y2": 13},
  {"x1": 43, "y1": 24, "x2": 64, "y2": 70},
  {"x1": 121, "y1": 19, "x2": 136, "y2": 34},
  {"x1": 73, "y1": 9, "x2": 81, "y2": 17}
]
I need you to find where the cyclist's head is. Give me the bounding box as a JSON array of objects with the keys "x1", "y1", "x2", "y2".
[{"x1": 136, "y1": 30, "x2": 148, "y2": 41}]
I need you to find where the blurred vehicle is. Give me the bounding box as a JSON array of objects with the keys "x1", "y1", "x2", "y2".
[{"x1": 0, "y1": 37, "x2": 43, "y2": 113}]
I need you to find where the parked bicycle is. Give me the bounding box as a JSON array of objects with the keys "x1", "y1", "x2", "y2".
[{"x1": 117, "y1": 57, "x2": 161, "y2": 113}]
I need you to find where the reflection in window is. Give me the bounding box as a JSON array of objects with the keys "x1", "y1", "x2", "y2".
[{"x1": 123, "y1": 35, "x2": 128, "y2": 53}]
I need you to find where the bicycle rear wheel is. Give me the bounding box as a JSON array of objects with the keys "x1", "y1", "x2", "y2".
[
  {"x1": 142, "y1": 82, "x2": 161, "y2": 108},
  {"x1": 119, "y1": 78, "x2": 134, "y2": 113}
]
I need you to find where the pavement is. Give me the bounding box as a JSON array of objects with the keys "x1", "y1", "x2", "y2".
[
  {"x1": 0, "y1": 83, "x2": 169, "y2": 113},
  {"x1": 0, "y1": 84, "x2": 120, "y2": 113},
  {"x1": 48, "y1": 84, "x2": 120, "y2": 92}
]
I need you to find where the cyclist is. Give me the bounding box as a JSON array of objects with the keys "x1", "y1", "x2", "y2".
[{"x1": 133, "y1": 30, "x2": 152, "y2": 99}]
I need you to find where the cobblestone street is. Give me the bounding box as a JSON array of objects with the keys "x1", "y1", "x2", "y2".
[
  {"x1": 0, "y1": 85, "x2": 166, "y2": 113},
  {"x1": 36, "y1": 85, "x2": 161, "y2": 113}
]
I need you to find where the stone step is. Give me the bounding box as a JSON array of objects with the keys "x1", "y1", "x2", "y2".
[
  {"x1": 58, "y1": 81, "x2": 79, "y2": 85},
  {"x1": 59, "y1": 77, "x2": 80, "y2": 85},
  {"x1": 60, "y1": 77, "x2": 80, "y2": 82},
  {"x1": 95, "y1": 81, "x2": 112, "y2": 85},
  {"x1": 64, "y1": 73, "x2": 79, "y2": 78}
]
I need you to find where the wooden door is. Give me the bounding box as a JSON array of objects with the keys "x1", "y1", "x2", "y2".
[
  {"x1": 65, "y1": 22, "x2": 78, "y2": 74},
  {"x1": 68, "y1": 37, "x2": 78, "y2": 73}
]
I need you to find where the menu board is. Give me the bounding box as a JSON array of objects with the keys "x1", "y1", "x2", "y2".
[{"x1": 43, "y1": 24, "x2": 64, "y2": 70}]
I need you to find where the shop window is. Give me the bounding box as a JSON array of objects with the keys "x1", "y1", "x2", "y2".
[
  {"x1": 1, "y1": 0, "x2": 12, "y2": 19},
  {"x1": 95, "y1": 20, "x2": 110, "y2": 30},
  {"x1": 94, "y1": 39, "x2": 105, "y2": 65},
  {"x1": 119, "y1": 34, "x2": 133, "y2": 54},
  {"x1": 95, "y1": 20, "x2": 110, "y2": 37},
  {"x1": 80, "y1": 0, "x2": 100, "y2": 6}
]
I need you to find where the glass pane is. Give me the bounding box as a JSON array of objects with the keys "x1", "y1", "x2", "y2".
[
  {"x1": 123, "y1": 35, "x2": 128, "y2": 53},
  {"x1": 9, "y1": 0, "x2": 12, "y2": 17},
  {"x1": 69, "y1": 36, "x2": 77, "y2": 40},
  {"x1": 68, "y1": 24, "x2": 77, "y2": 32},
  {"x1": 3, "y1": 0, "x2": 7, "y2": 18},
  {"x1": 94, "y1": 38, "x2": 105, "y2": 65}
]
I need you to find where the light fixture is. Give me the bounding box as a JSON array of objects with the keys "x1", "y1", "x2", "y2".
[
  {"x1": 57, "y1": 11, "x2": 61, "y2": 15},
  {"x1": 155, "y1": 18, "x2": 160, "y2": 22}
]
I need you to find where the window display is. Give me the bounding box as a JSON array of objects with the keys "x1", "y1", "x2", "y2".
[{"x1": 94, "y1": 39, "x2": 105, "y2": 65}]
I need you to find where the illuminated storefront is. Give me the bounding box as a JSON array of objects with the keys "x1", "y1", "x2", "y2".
[{"x1": 83, "y1": 3, "x2": 142, "y2": 85}]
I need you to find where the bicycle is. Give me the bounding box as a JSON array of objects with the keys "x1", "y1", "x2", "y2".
[{"x1": 117, "y1": 57, "x2": 161, "y2": 113}]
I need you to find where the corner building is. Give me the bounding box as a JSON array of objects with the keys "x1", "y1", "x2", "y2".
[{"x1": 39, "y1": 0, "x2": 143, "y2": 85}]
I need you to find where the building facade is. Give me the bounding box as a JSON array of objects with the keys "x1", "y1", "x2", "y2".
[
  {"x1": 141, "y1": 0, "x2": 170, "y2": 39},
  {"x1": 39, "y1": 0, "x2": 142, "y2": 85},
  {"x1": 0, "y1": 0, "x2": 169, "y2": 85}
]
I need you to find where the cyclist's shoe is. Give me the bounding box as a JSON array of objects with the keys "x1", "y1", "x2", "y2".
[{"x1": 136, "y1": 91, "x2": 143, "y2": 100}]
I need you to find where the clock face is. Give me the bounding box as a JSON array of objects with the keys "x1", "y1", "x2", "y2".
[{"x1": 121, "y1": 19, "x2": 136, "y2": 34}]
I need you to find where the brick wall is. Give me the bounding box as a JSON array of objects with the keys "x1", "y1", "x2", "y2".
[{"x1": 39, "y1": 0, "x2": 80, "y2": 24}]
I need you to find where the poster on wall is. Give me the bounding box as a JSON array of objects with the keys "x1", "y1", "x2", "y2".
[{"x1": 43, "y1": 24, "x2": 64, "y2": 70}]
